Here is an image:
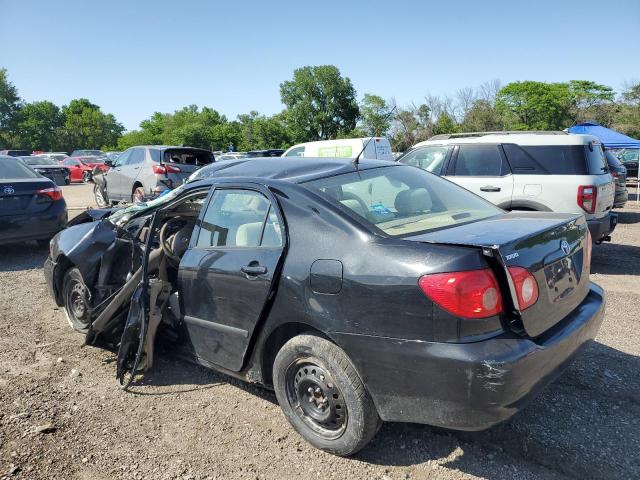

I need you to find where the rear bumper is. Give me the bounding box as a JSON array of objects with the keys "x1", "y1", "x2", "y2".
[
  {"x1": 587, "y1": 212, "x2": 617, "y2": 241},
  {"x1": 0, "y1": 201, "x2": 67, "y2": 245},
  {"x1": 332, "y1": 283, "x2": 605, "y2": 431}
]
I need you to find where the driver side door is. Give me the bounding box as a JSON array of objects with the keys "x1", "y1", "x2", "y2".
[
  {"x1": 178, "y1": 185, "x2": 286, "y2": 372},
  {"x1": 106, "y1": 149, "x2": 132, "y2": 200}
]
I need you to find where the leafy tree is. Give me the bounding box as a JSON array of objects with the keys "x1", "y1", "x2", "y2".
[
  {"x1": 389, "y1": 103, "x2": 432, "y2": 151},
  {"x1": 567, "y1": 80, "x2": 615, "y2": 124},
  {"x1": 461, "y1": 99, "x2": 503, "y2": 132},
  {"x1": 14, "y1": 101, "x2": 63, "y2": 151},
  {"x1": 211, "y1": 121, "x2": 243, "y2": 151},
  {"x1": 357, "y1": 94, "x2": 392, "y2": 137},
  {"x1": 0, "y1": 68, "x2": 22, "y2": 147},
  {"x1": 431, "y1": 112, "x2": 458, "y2": 136},
  {"x1": 236, "y1": 111, "x2": 292, "y2": 150},
  {"x1": 280, "y1": 65, "x2": 359, "y2": 141},
  {"x1": 117, "y1": 129, "x2": 159, "y2": 150},
  {"x1": 496, "y1": 81, "x2": 572, "y2": 130},
  {"x1": 58, "y1": 99, "x2": 123, "y2": 152}
]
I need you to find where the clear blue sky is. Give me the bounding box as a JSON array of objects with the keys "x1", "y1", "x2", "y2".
[{"x1": 2, "y1": 0, "x2": 639, "y2": 130}]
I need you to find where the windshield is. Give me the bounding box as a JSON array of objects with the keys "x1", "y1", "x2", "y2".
[
  {"x1": 108, "y1": 184, "x2": 189, "y2": 226},
  {"x1": 22, "y1": 156, "x2": 58, "y2": 166},
  {"x1": 304, "y1": 165, "x2": 502, "y2": 237}
]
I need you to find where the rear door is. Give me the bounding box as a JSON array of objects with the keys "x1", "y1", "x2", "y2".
[
  {"x1": 106, "y1": 149, "x2": 132, "y2": 200},
  {"x1": 178, "y1": 185, "x2": 285, "y2": 371},
  {"x1": 445, "y1": 144, "x2": 514, "y2": 209},
  {"x1": 118, "y1": 147, "x2": 145, "y2": 199}
]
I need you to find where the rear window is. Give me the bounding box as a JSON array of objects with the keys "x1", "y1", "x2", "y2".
[
  {"x1": 509, "y1": 145, "x2": 604, "y2": 175},
  {"x1": 453, "y1": 145, "x2": 508, "y2": 176},
  {"x1": 0, "y1": 157, "x2": 39, "y2": 178},
  {"x1": 157, "y1": 149, "x2": 215, "y2": 165},
  {"x1": 304, "y1": 166, "x2": 502, "y2": 237}
]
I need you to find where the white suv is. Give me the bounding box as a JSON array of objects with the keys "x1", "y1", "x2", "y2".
[{"x1": 398, "y1": 132, "x2": 617, "y2": 242}]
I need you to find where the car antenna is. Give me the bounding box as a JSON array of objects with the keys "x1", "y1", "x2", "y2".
[{"x1": 352, "y1": 105, "x2": 397, "y2": 166}]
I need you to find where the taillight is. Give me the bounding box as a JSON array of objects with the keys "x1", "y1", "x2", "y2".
[
  {"x1": 36, "y1": 186, "x2": 63, "y2": 201},
  {"x1": 577, "y1": 185, "x2": 597, "y2": 214},
  {"x1": 507, "y1": 267, "x2": 538, "y2": 311},
  {"x1": 152, "y1": 164, "x2": 181, "y2": 174},
  {"x1": 584, "y1": 229, "x2": 592, "y2": 270},
  {"x1": 418, "y1": 269, "x2": 503, "y2": 319}
]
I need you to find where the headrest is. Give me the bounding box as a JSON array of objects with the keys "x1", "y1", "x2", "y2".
[{"x1": 394, "y1": 188, "x2": 432, "y2": 215}]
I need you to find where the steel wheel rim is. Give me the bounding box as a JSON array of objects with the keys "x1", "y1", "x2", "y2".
[
  {"x1": 133, "y1": 188, "x2": 144, "y2": 203},
  {"x1": 285, "y1": 358, "x2": 347, "y2": 439},
  {"x1": 82, "y1": 172, "x2": 91, "y2": 183},
  {"x1": 67, "y1": 280, "x2": 90, "y2": 327},
  {"x1": 94, "y1": 186, "x2": 106, "y2": 207}
]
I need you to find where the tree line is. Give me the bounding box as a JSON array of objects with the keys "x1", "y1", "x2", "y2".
[{"x1": 1, "y1": 65, "x2": 638, "y2": 154}]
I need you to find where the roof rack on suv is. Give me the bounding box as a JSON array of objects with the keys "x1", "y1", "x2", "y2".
[{"x1": 429, "y1": 131, "x2": 569, "y2": 140}]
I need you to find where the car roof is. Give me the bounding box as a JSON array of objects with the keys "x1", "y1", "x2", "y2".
[
  {"x1": 414, "y1": 133, "x2": 599, "y2": 147},
  {"x1": 191, "y1": 157, "x2": 394, "y2": 185}
]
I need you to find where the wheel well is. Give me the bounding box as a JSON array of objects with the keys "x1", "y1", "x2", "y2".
[
  {"x1": 260, "y1": 322, "x2": 330, "y2": 387},
  {"x1": 53, "y1": 255, "x2": 74, "y2": 306},
  {"x1": 508, "y1": 207, "x2": 536, "y2": 211},
  {"x1": 132, "y1": 182, "x2": 143, "y2": 193}
]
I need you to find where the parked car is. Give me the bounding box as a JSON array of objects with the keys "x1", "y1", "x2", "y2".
[
  {"x1": 0, "y1": 155, "x2": 67, "y2": 246},
  {"x1": 61, "y1": 156, "x2": 109, "y2": 183},
  {"x1": 70, "y1": 149, "x2": 105, "y2": 157},
  {"x1": 39, "y1": 152, "x2": 69, "y2": 163},
  {"x1": 92, "y1": 145, "x2": 215, "y2": 206},
  {"x1": 0, "y1": 149, "x2": 31, "y2": 157},
  {"x1": 611, "y1": 148, "x2": 639, "y2": 177},
  {"x1": 245, "y1": 149, "x2": 285, "y2": 157},
  {"x1": 45, "y1": 157, "x2": 604, "y2": 456},
  {"x1": 18, "y1": 156, "x2": 70, "y2": 186},
  {"x1": 398, "y1": 132, "x2": 617, "y2": 243},
  {"x1": 604, "y1": 151, "x2": 628, "y2": 208},
  {"x1": 282, "y1": 138, "x2": 394, "y2": 161}
]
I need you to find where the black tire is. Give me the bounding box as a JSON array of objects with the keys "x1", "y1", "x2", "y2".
[
  {"x1": 273, "y1": 334, "x2": 381, "y2": 456},
  {"x1": 94, "y1": 184, "x2": 109, "y2": 208},
  {"x1": 82, "y1": 171, "x2": 92, "y2": 184},
  {"x1": 62, "y1": 267, "x2": 91, "y2": 333}
]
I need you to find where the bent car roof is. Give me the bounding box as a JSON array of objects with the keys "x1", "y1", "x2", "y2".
[{"x1": 191, "y1": 157, "x2": 395, "y2": 184}]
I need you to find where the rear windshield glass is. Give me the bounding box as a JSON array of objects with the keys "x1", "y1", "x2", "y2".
[
  {"x1": 0, "y1": 157, "x2": 39, "y2": 178},
  {"x1": 516, "y1": 145, "x2": 605, "y2": 175},
  {"x1": 152, "y1": 149, "x2": 215, "y2": 165},
  {"x1": 22, "y1": 156, "x2": 57, "y2": 166},
  {"x1": 304, "y1": 166, "x2": 502, "y2": 237}
]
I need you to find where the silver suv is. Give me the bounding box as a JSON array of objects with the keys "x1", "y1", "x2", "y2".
[{"x1": 97, "y1": 145, "x2": 215, "y2": 204}]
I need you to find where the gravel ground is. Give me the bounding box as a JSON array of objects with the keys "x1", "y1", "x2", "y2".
[{"x1": 0, "y1": 189, "x2": 639, "y2": 480}]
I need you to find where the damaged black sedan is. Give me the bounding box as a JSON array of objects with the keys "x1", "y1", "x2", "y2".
[{"x1": 44, "y1": 157, "x2": 605, "y2": 456}]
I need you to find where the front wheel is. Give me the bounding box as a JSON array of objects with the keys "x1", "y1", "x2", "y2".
[
  {"x1": 94, "y1": 184, "x2": 109, "y2": 208},
  {"x1": 82, "y1": 171, "x2": 92, "y2": 183},
  {"x1": 132, "y1": 186, "x2": 145, "y2": 203},
  {"x1": 273, "y1": 334, "x2": 381, "y2": 456},
  {"x1": 62, "y1": 267, "x2": 91, "y2": 333}
]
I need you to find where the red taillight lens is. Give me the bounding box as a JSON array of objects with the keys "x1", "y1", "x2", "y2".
[
  {"x1": 507, "y1": 267, "x2": 539, "y2": 311},
  {"x1": 36, "y1": 186, "x2": 63, "y2": 201},
  {"x1": 152, "y1": 164, "x2": 181, "y2": 174},
  {"x1": 577, "y1": 185, "x2": 597, "y2": 214},
  {"x1": 418, "y1": 269, "x2": 503, "y2": 319}
]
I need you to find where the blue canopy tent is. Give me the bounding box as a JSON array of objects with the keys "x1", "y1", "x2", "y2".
[
  {"x1": 568, "y1": 121, "x2": 640, "y2": 149},
  {"x1": 569, "y1": 121, "x2": 640, "y2": 203}
]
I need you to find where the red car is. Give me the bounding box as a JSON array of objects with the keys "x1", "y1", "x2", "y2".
[{"x1": 61, "y1": 156, "x2": 109, "y2": 183}]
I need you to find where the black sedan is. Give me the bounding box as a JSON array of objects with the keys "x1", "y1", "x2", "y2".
[
  {"x1": 19, "y1": 156, "x2": 70, "y2": 185},
  {"x1": 0, "y1": 155, "x2": 67, "y2": 246},
  {"x1": 43, "y1": 157, "x2": 605, "y2": 455}
]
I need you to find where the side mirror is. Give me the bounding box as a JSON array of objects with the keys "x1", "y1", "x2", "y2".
[{"x1": 104, "y1": 159, "x2": 113, "y2": 167}]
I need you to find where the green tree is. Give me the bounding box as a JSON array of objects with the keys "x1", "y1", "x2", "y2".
[
  {"x1": 117, "y1": 129, "x2": 159, "y2": 150},
  {"x1": 357, "y1": 94, "x2": 392, "y2": 137},
  {"x1": 13, "y1": 101, "x2": 63, "y2": 151},
  {"x1": 211, "y1": 121, "x2": 243, "y2": 151},
  {"x1": 567, "y1": 80, "x2": 615, "y2": 124},
  {"x1": 389, "y1": 103, "x2": 432, "y2": 151},
  {"x1": 0, "y1": 68, "x2": 22, "y2": 147},
  {"x1": 495, "y1": 81, "x2": 572, "y2": 130},
  {"x1": 432, "y1": 112, "x2": 459, "y2": 136},
  {"x1": 58, "y1": 99, "x2": 123, "y2": 152},
  {"x1": 280, "y1": 65, "x2": 359, "y2": 141},
  {"x1": 461, "y1": 99, "x2": 503, "y2": 132},
  {"x1": 236, "y1": 111, "x2": 292, "y2": 150}
]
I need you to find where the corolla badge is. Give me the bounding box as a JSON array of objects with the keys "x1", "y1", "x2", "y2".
[
  {"x1": 3, "y1": 186, "x2": 14, "y2": 195},
  {"x1": 560, "y1": 240, "x2": 570, "y2": 255}
]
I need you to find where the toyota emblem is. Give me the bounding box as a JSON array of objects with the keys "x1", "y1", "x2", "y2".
[
  {"x1": 560, "y1": 240, "x2": 570, "y2": 255},
  {"x1": 2, "y1": 186, "x2": 14, "y2": 195}
]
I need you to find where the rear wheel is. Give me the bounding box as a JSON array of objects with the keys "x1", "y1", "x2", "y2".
[
  {"x1": 132, "y1": 186, "x2": 145, "y2": 203},
  {"x1": 273, "y1": 334, "x2": 381, "y2": 456},
  {"x1": 94, "y1": 184, "x2": 109, "y2": 208},
  {"x1": 82, "y1": 171, "x2": 92, "y2": 184},
  {"x1": 62, "y1": 267, "x2": 91, "y2": 333}
]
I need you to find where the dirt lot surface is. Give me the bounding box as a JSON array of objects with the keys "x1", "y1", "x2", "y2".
[{"x1": 1, "y1": 188, "x2": 639, "y2": 479}]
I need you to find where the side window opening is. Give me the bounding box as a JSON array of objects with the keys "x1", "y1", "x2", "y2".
[
  {"x1": 399, "y1": 146, "x2": 450, "y2": 175},
  {"x1": 196, "y1": 190, "x2": 283, "y2": 248},
  {"x1": 453, "y1": 145, "x2": 507, "y2": 176}
]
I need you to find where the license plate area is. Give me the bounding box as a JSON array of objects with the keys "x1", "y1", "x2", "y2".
[{"x1": 544, "y1": 256, "x2": 580, "y2": 304}]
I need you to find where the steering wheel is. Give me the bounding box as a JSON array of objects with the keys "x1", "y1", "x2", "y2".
[
  {"x1": 341, "y1": 192, "x2": 373, "y2": 221},
  {"x1": 159, "y1": 217, "x2": 188, "y2": 263}
]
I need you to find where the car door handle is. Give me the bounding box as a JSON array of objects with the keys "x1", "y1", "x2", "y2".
[
  {"x1": 241, "y1": 265, "x2": 267, "y2": 275},
  {"x1": 480, "y1": 186, "x2": 501, "y2": 192}
]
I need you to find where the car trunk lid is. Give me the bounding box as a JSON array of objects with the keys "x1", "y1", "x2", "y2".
[
  {"x1": 405, "y1": 211, "x2": 590, "y2": 338},
  {"x1": 0, "y1": 178, "x2": 58, "y2": 215}
]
